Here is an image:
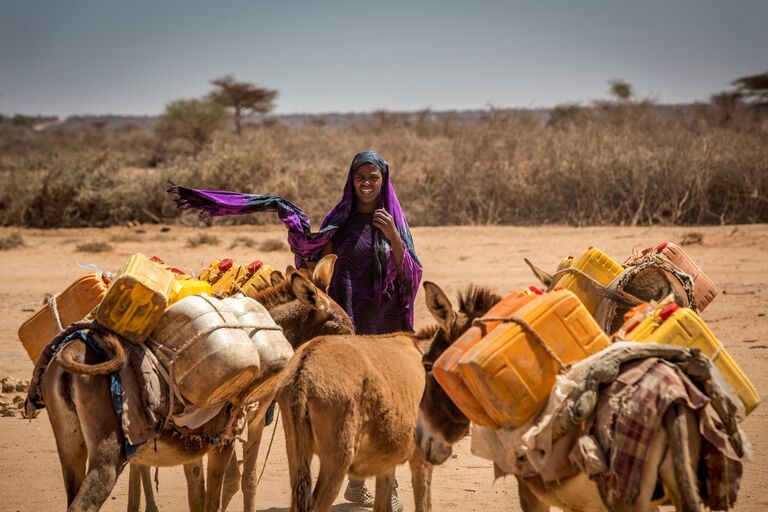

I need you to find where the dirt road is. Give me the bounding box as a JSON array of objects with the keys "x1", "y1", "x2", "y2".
[{"x1": 0, "y1": 224, "x2": 765, "y2": 511}]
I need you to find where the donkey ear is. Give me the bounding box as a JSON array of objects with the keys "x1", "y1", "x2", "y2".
[
  {"x1": 424, "y1": 281, "x2": 455, "y2": 332},
  {"x1": 269, "y1": 270, "x2": 285, "y2": 286},
  {"x1": 524, "y1": 258, "x2": 554, "y2": 288},
  {"x1": 291, "y1": 272, "x2": 331, "y2": 313},
  {"x1": 312, "y1": 254, "x2": 337, "y2": 292},
  {"x1": 286, "y1": 265, "x2": 297, "y2": 275}
]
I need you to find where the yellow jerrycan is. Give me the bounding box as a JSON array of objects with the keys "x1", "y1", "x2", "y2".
[
  {"x1": 96, "y1": 254, "x2": 175, "y2": 343},
  {"x1": 433, "y1": 288, "x2": 540, "y2": 428},
  {"x1": 458, "y1": 289, "x2": 611, "y2": 429},
  {"x1": 625, "y1": 302, "x2": 760, "y2": 416}
]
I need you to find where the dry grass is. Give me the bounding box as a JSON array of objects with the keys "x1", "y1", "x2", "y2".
[
  {"x1": 75, "y1": 241, "x2": 113, "y2": 253},
  {"x1": 0, "y1": 232, "x2": 24, "y2": 251},
  {"x1": 186, "y1": 232, "x2": 220, "y2": 247},
  {"x1": 257, "y1": 237, "x2": 287, "y2": 252},
  {"x1": 1, "y1": 105, "x2": 766, "y2": 227}
]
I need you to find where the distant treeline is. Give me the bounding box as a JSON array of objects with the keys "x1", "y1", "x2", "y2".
[{"x1": 1, "y1": 101, "x2": 766, "y2": 228}]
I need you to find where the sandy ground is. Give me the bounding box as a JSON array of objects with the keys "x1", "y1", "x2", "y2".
[{"x1": 0, "y1": 224, "x2": 765, "y2": 512}]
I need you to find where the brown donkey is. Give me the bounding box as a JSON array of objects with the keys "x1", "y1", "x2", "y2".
[
  {"x1": 278, "y1": 282, "x2": 501, "y2": 512},
  {"x1": 36, "y1": 255, "x2": 353, "y2": 512},
  {"x1": 415, "y1": 281, "x2": 713, "y2": 512}
]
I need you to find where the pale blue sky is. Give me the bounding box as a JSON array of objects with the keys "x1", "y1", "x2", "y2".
[{"x1": 1, "y1": 0, "x2": 766, "y2": 116}]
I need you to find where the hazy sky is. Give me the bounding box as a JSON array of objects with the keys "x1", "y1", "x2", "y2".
[{"x1": 1, "y1": 0, "x2": 766, "y2": 116}]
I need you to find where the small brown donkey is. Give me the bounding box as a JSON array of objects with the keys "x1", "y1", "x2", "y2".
[{"x1": 278, "y1": 282, "x2": 501, "y2": 512}]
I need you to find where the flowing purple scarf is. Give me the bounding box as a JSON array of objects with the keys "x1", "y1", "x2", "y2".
[{"x1": 168, "y1": 150, "x2": 422, "y2": 326}]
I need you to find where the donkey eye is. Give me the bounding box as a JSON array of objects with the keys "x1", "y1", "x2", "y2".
[{"x1": 422, "y1": 361, "x2": 433, "y2": 372}]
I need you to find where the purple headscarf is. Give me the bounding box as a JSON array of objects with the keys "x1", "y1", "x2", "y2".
[{"x1": 168, "y1": 150, "x2": 422, "y2": 325}]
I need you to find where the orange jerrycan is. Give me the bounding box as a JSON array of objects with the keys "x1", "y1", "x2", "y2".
[
  {"x1": 656, "y1": 242, "x2": 718, "y2": 311},
  {"x1": 18, "y1": 272, "x2": 111, "y2": 363},
  {"x1": 96, "y1": 254, "x2": 175, "y2": 343},
  {"x1": 458, "y1": 290, "x2": 611, "y2": 429},
  {"x1": 625, "y1": 303, "x2": 760, "y2": 416},
  {"x1": 555, "y1": 247, "x2": 624, "y2": 316},
  {"x1": 433, "y1": 289, "x2": 539, "y2": 427}
]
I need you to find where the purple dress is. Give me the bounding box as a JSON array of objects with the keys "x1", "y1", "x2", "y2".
[{"x1": 329, "y1": 211, "x2": 414, "y2": 334}]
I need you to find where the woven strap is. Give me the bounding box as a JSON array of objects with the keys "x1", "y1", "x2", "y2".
[{"x1": 472, "y1": 316, "x2": 568, "y2": 372}]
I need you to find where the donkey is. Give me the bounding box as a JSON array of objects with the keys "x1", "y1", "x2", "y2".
[
  {"x1": 278, "y1": 283, "x2": 501, "y2": 512},
  {"x1": 415, "y1": 281, "x2": 706, "y2": 512},
  {"x1": 37, "y1": 255, "x2": 353, "y2": 512}
]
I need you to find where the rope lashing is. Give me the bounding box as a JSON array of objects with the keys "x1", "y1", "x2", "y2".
[{"x1": 472, "y1": 316, "x2": 569, "y2": 372}]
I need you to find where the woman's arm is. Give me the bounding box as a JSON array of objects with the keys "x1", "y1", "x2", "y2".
[{"x1": 373, "y1": 209, "x2": 405, "y2": 278}]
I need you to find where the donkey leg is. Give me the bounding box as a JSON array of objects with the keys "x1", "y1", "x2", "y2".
[
  {"x1": 62, "y1": 370, "x2": 127, "y2": 512},
  {"x1": 221, "y1": 452, "x2": 242, "y2": 512},
  {"x1": 139, "y1": 466, "x2": 159, "y2": 512},
  {"x1": 127, "y1": 466, "x2": 141, "y2": 512},
  {"x1": 44, "y1": 368, "x2": 87, "y2": 506},
  {"x1": 183, "y1": 460, "x2": 206, "y2": 512},
  {"x1": 310, "y1": 455, "x2": 349, "y2": 512},
  {"x1": 409, "y1": 449, "x2": 433, "y2": 512},
  {"x1": 517, "y1": 477, "x2": 550, "y2": 512},
  {"x1": 373, "y1": 471, "x2": 396, "y2": 512},
  {"x1": 204, "y1": 443, "x2": 236, "y2": 512},
  {"x1": 239, "y1": 404, "x2": 268, "y2": 512}
]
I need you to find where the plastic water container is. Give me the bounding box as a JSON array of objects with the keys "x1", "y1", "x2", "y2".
[
  {"x1": 657, "y1": 242, "x2": 718, "y2": 311},
  {"x1": 170, "y1": 279, "x2": 212, "y2": 304},
  {"x1": 96, "y1": 254, "x2": 175, "y2": 344},
  {"x1": 555, "y1": 247, "x2": 624, "y2": 315},
  {"x1": 433, "y1": 289, "x2": 539, "y2": 428},
  {"x1": 223, "y1": 295, "x2": 293, "y2": 402},
  {"x1": 18, "y1": 272, "x2": 111, "y2": 363},
  {"x1": 458, "y1": 290, "x2": 611, "y2": 429},
  {"x1": 625, "y1": 303, "x2": 760, "y2": 415},
  {"x1": 148, "y1": 295, "x2": 261, "y2": 408},
  {"x1": 239, "y1": 261, "x2": 277, "y2": 298}
]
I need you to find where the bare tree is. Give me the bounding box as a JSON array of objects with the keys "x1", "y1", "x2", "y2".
[
  {"x1": 208, "y1": 75, "x2": 278, "y2": 136},
  {"x1": 155, "y1": 99, "x2": 227, "y2": 153}
]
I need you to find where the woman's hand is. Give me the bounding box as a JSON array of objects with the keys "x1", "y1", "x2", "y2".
[{"x1": 373, "y1": 209, "x2": 401, "y2": 244}]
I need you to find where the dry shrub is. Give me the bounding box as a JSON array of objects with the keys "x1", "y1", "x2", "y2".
[
  {"x1": 2, "y1": 106, "x2": 767, "y2": 228},
  {"x1": 257, "y1": 237, "x2": 287, "y2": 252},
  {"x1": 229, "y1": 236, "x2": 256, "y2": 249},
  {"x1": 76, "y1": 241, "x2": 112, "y2": 253},
  {"x1": 186, "y1": 232, "x2": 220, "y2": 247},
  {"x1": 0, "y1": 232, "x2": 24, "y2": 250}
]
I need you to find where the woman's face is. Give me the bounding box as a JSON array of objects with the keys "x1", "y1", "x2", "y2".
[{"x1": 353, "y1": 163, "x2": 383, "y2": 211}]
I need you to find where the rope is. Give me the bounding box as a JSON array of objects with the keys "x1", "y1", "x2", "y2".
[
  {"x1": 472, "y1": 316, "x2": 568, "y2": 372},
  {"x1": 256, "y1": 407, "x2": 280, "y2": 490},
  {"x1": 48, "y1": 295, "x2": 64, "y2": 331},
  {"x1": 552, "y1": 267, "x2": 643, "y2": 307}
]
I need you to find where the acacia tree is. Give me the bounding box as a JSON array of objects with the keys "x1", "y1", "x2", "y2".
[
  {"x1": 732, "y1": 71, "x2": 768, "y2": 109},
  {"x1": 608, "y1": 79, "x2": 633, "y2": 102},
  {"x1": 155, "y1": 98, "x2": 227, "y2": 153},
  {"x1": 208, "y1": 75, "x2": 278, "y2": 136}
]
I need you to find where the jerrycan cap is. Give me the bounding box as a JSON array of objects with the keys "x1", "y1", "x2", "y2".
[
  {"x1": 218, "y1": 258, "x2": 234, "y2": 272},
  {"x1": 248, "y1": 260, "x2": 264, "y2": 274},
  {"x1": 659, "y1": 302, "x2": 680, "y2": 321},
  {"x1": 656, "y1": 241, "x2": 669, "y2": 252},
  {"x1": 528, "y1": 286, "x2": 544, "y2": 295}
]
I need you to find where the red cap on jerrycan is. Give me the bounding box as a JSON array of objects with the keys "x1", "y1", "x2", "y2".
[
  {"x1": 248, "y1": 260, "x2": 263, "y2": 274},
  {"x1": 218, "y1": 258, "x2": 234, "y2": 272},
  {"x1": 656, "y1": 241, "x2": 669, "y2": 252},
  {"x1": 659, "y1": 302, "x2": 680, "y2": 321}
]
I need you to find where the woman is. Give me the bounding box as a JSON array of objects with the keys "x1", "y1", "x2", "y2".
[{"x1": 170, "y1": 150, "x2": 421, "y2": 510}]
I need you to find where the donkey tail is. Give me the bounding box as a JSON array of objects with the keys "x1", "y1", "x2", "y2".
[
  {"x1": 279, "y1": 346, "x2": 316, "y2": 512},
  {"x1": 665, "y1": 404, "x2": 701, "y2": 512}
]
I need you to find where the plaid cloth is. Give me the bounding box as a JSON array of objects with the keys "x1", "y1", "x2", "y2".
[{"x1": 595, "y1": 358, "x2": 743, "y2": 509}]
